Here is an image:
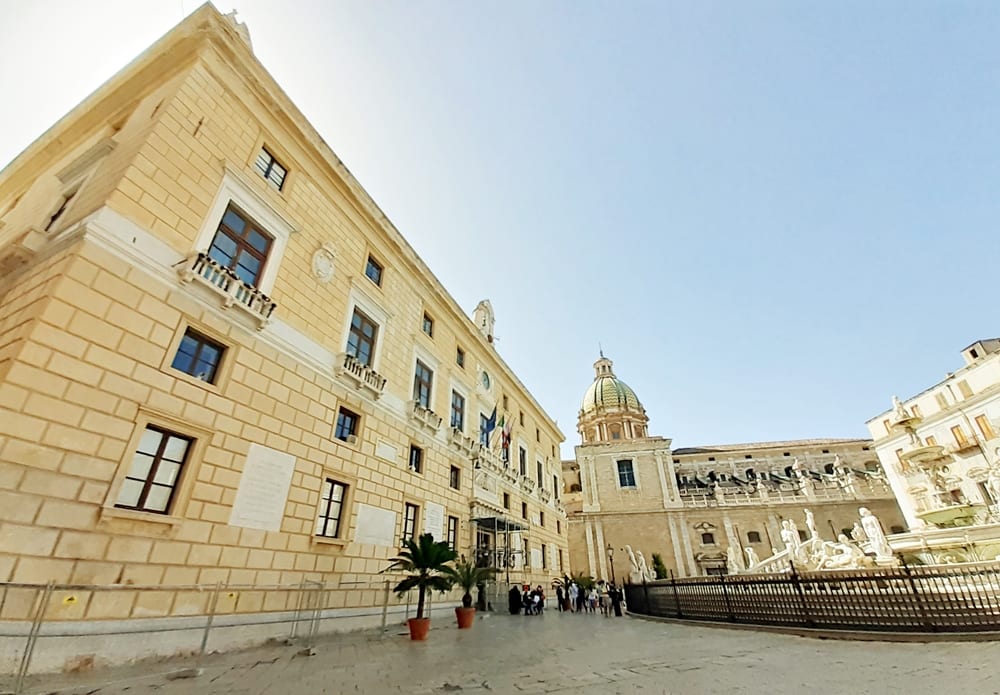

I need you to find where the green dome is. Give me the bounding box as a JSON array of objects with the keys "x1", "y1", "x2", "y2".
[{"x1": 580, "y1": 356, "x2": 642, "y2": 414}]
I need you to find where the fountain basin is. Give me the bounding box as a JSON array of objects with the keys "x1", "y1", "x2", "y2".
[{"x1": 915, "y1": 504, "x2": 984, "y2": 528}]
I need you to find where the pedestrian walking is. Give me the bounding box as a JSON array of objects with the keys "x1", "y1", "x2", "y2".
[
  {"x1": 508, "y1": 585, "x2": 522, "y2": 615},
  {"x1": 568, "y1": 582, "x2": 579, "y2": 613}
]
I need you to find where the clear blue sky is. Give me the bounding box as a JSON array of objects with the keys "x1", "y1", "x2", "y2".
[{"x1": 3, "y1": 1, "x2": 999, "y2": 458}]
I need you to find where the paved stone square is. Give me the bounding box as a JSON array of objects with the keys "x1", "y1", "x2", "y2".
[{"x1": 15, "y1": 611, "x2": 1000, "y2": 695}]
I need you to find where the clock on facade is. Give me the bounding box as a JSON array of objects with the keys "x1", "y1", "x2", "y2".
[{"x1": 480, "y1": 370, "x2": 491, "y2": 390}]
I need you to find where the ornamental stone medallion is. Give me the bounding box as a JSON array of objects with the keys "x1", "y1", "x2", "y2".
[{"x1": 311, "y1": 242, "x2": 336, "y2": 283}]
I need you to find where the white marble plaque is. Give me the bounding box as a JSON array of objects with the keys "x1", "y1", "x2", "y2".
[
  {"x1": 375, "y1": 440, "x2": 398, "y2": 462},
  {"x1": 423, "y1": 501, "x2": 444, "y2": 541},
  {"x1": 355, "y1": 504, "x2": 397, "y2": 547},
  {"x1": 229, "y1": 444, "x2": 296, "y2": 532},
  {"x1": 531, "y1": 548, "x2": 542, "y2": 569}
]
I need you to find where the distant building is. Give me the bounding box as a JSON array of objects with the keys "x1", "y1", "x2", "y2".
[
  {"x1": 0, "y1": 3, "x2": 565, "y2": 631},
  {"x1": 865, "y1": 340, "x2": 1000, "y2": 530},
  {"x1": 564, "y1": 355, "x2": 903, "y2": 579}
]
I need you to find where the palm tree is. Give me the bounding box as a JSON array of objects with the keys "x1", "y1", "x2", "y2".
[
  {"x1": 386, "y1": 533, "x2": 458, "y2": 619},
  {"x1": 445, "y1": 557, "x2": 496, "y2": 608},
  {"x1": 570, "y1": 571, "x2": 595, "y2": 591}
]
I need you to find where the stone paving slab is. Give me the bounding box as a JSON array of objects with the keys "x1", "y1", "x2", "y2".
[{"x1": 8, "y1": 611, "x2": 1000, "y2": 694}]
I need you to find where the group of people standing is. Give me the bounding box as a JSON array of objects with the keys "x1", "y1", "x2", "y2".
[
  {"x1": 557, "y1": 580, "x2": 624, "y2": 616},
  {"x1": 507, "y1": 580, "x2": 625, "y2": 617},
  {"x1": 508, "y1": 585, "x2": 547, "y2": 615}
]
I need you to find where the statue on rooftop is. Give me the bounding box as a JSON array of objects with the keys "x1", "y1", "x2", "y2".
[{"x1": 892, "y1": 395, "x2": 910, "y2": 421}]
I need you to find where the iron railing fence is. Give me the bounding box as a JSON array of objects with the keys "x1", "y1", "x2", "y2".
[
  {"x1": 623, "y1": 560, "x2": 1000, "y2": 634},
  {"x1": 0, "y1": 577, "x2": 457, "y2": 694}
]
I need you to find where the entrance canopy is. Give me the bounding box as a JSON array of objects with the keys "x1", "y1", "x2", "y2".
[{"x1": 473, "y1": 516, "x2": 526, "y2": 533}]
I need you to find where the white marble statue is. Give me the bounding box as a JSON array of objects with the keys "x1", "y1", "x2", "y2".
[
  {"x1": 745, "y1": 547, "x2": 760, "y2": 568},
  {"x1": 859, "y1": 507, "x2": 892, "y2": 559},
  {"x1": 987, "y1": 466, "x2": 1000, "y2": 506},
  {"x1": 892, "y1": 395, "x2": 909, "y2": 421},
  {"x1": 804, "y1": 509, "x2": 819, "y2": 539},
  {"x1": 851, "y1": 522, "x2": 867, "y2": 542},
  {"x1": 625, "y1": 545, "x2": 639, "y2": 573},
  {"x1": 727, "y1": 545, "x2": 744, "y2": 573},
  {"x1": 788, "y1": 518, "x2": 801, "y2": 544},
  {"x1": 819, "y1": 534, "x2": 866, "y2": 570},
  {"x1": 636, "y1": 551, "x2": 652, "y2": 581},
  {"x1": 780, "y1": 520, "x2": 797, "y2": 552}
]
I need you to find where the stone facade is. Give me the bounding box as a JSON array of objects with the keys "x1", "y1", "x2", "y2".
[
  {"x1": 563, "y1": 356, "x2": 904, "y2": 579},
  {"x1": 0, "y1": 5, "x2": 566, "y2": 624},
  {"x1": 865, "y1": 339, "x2": 1000, "y2": 530}
]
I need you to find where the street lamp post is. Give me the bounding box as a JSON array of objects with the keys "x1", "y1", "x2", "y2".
[
  {"x1": 607, "y1": 544, "x2": 623, "y2": 616},
  {"x1": 606, "y1": 544, "x2": 616, "y2": 585}
]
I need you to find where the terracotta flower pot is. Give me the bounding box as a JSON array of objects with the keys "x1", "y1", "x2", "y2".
[
  {"x1": 455, "y1": 606, "x2": 476, "y2": 629},
  {"x1": 408, "y1": 617, "x2": 431, "y2": 640}
]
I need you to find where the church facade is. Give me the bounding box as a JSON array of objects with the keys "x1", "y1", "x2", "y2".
[{"x1": 563, "y1": 355, "x2": 904, "y2": 579}]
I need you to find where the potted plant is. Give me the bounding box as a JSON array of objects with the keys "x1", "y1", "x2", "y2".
[
  {"x1": 445, "y1": 557, "x2": 496, "y2": 628},
  {"x1": 386, "y1": 533, "x2": 457, "y2": 640},
  {"x1": 651, "y1": 553, "x2": 669, "y2": 579}
]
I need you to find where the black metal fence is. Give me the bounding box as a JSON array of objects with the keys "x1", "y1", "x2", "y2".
[{"x1": 623, "y1": 560, "x2": 1000, "y2": 633}]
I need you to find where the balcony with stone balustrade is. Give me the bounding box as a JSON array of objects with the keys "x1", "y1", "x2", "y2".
[
  {"x1": 177, "y1": 252, "x2": 277, "y2": 329},
  {"x1": 334, "y1": 352, "x2": 387, "y2": 399},
  {"x1": 410, "y1": 402, "x2": 442, "y2": 432}
]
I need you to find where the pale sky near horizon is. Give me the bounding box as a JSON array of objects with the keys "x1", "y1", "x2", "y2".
[{"x1": 2, "y1": 1, "x2": 999, "y2": 459}]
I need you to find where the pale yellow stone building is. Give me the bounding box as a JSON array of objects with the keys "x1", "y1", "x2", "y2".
[
  {"x1": 866, "y1": 339, "x2": 1000, "y2": 530},
  {"x1": 564, "y1": 355, "x2": 904, "y2": 580},
  {"x1": 0, "y1": 3, "x2": 566, "y2": 634}
]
